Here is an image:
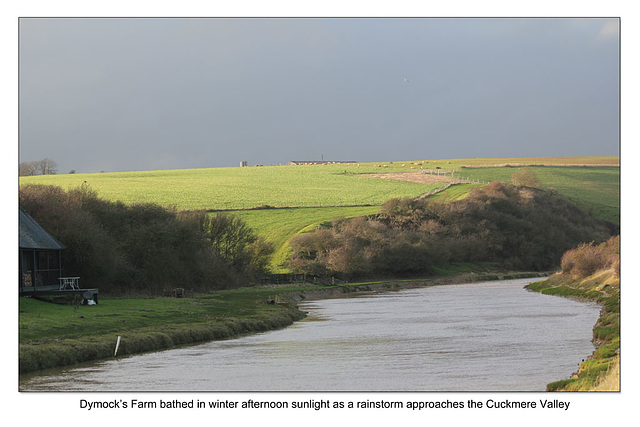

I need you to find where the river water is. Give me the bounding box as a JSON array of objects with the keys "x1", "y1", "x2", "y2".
[{"x1": 19, "y1": 278, "x2": 600, "y2": 392}]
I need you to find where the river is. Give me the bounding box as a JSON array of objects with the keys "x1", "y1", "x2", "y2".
[{"x1": 19, "y1": 278, "x2": 601, "y2": 391}]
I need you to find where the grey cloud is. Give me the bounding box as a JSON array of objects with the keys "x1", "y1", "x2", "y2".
[{"x1": 19, "y1": 18, "x2": 619, "y2": 173}]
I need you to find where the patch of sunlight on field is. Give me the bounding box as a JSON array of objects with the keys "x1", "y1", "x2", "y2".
[
  {"x1": 234, "y1": 205, "x2": 381, "y2": 272},
  {"x1": 425, "y1": 183, "x2": 482, "y2": 203}
]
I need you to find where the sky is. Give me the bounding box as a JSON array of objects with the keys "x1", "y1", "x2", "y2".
[{"x1": 18, "y1": 17, "x2": 620, "y2": 174}]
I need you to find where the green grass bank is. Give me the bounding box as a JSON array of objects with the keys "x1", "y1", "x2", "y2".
[
  {"x1": 526, "y1": 268, "x2": 620, "y2": 391},
  {"x1": 19, "y1": 288, "x2": 307, "y2": 375}
]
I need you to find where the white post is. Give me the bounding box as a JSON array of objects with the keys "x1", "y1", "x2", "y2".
[{"x1": 114, "y1": 336, "x2": 121, "y2": 357}]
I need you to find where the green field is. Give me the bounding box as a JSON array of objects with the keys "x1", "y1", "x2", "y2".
[
  {"x1": 20, "y1": 156, "x2": 619, "y2": 211},
  {"x1": 454, "y1": 166, "x2": 620, "y2": 224},
  {"x1": 19, "y1": 163, "x2": 443, "y2": 210},
  {"x1": 20, "y1": 156, "x2": 620, "y2": 271}
]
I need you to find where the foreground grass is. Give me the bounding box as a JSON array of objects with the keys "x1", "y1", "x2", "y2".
[
  {"x1": 526, "y1": 268, "x2": 620, "y2": 391},
  {"x1": 591, "y1": 355, "x2": 620, "y2": 391},
  {"x1": 19, "y1": 287, "x2": 310, "y2": 374}
]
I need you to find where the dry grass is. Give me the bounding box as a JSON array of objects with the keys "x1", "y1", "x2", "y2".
[
  {"x1": 363, "y1": 171, "x2": 472, "y2": 185},
  {"x1": 591, "y1": 355, "x2": 620, "y2": 391}
]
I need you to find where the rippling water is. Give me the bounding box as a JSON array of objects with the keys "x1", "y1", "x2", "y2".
[{"x1": 19, "y1": 278, "x2": 600, "y2": 391}]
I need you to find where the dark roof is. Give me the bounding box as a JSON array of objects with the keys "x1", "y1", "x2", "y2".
[{"x1": 19, "y1": 209, "x2": 65, "y2": 250}]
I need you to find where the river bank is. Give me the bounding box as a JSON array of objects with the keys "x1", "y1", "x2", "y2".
[
  {"x1": 286, "y1": 271, "x2": 552, "y2": 301},
  {"x1": 525, "y1": 268, "x2": 620, "y2": 391},
  {"x1": 19, "y1": 293, "x2": 306, "y2": 375},
  {"x1": 19, "y1": 270, "x2": 551, "y2": 375}
]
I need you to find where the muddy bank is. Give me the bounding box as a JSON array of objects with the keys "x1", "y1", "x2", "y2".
[{"x1": 287, "y1": 271, "x2": 552, "y2": 302}]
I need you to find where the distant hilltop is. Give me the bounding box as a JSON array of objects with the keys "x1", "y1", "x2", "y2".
[{"x1": 287, "y1": 160, "x2": 357, "y2": 165}]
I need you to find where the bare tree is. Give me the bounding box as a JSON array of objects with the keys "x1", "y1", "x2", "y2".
[
  {"x1": 19, "y1": 158, "x2": 58, "y2": 176},
  {"x1": 37, "y1": 158, "x2": 58, "y2": 175},
  {"x1": 19, "y1": 161, "x2": 38, "y2": 176}
]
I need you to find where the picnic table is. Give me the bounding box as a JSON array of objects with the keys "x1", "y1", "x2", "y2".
[{"x1": 58, "y1": 277, "x2": 80, "y2": 290}]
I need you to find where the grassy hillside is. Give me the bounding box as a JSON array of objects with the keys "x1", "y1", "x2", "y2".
[
  {"x1": 19, "y1": 163, "x2": 443, "y2": 210},
  {"x1": 19, "y1": 156, "x2": 619, "y2": 211},
  {"x1": 20, "y1": 156, "x2": 620, "y2": 272},
  {"x1": 423, "y1": 183, "x2": 482, "y2": 203},
  {"x1": 234, "y1": 205, "x2": 381, "y2": 272},
  {"x1": 454, "y1": 166, "x2": 620, "y2": 224}
]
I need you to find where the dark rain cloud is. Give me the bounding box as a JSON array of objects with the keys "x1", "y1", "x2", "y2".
[{"x1": 19, "y1": 18, "x2": 619, "y2": 173}]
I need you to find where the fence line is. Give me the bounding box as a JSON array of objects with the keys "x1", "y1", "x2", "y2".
[{"x1": 209, "y1": 200, "x2": 384, "y2": 212}]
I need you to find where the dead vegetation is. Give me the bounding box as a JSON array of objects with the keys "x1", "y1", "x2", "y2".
[{"x1": 362, "y1": 171, "x2": 472, "y2": 185}]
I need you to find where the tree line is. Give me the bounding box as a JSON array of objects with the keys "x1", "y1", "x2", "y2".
[
  {"x1": 286, "y1": 181, "x2": 617, "y2": 279},
  {"x1": 19, "y1": 184, "x2": 273, "y2": 295},
  {"x1": 19, "y1": 158, "x2": 59, "y2": 176}
]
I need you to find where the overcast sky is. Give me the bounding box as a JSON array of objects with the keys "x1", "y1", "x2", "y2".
[{"x1": 18, "y1": 17, "x2": 620, "y2": 174}]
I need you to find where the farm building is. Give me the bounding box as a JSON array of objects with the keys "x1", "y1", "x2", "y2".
[
  {"x1": 287, "y1": 160, "x2": 357, "y2": 165},
  {"x1": 19, "y1": 209, "x2": 98, "y2": 302}
]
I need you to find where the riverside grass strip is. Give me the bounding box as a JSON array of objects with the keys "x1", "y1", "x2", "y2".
[
  {"x1": 19, "y1": 290, "x2": 308, "y2": 374},
  {"x1": 525, "y1": 270, "x2": 620, "y2": 391}
]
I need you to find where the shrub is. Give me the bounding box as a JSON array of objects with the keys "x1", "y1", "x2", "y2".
[
  {"x1": 288, "y1": 182, "x2": 614, "y2": 278},
  {"x1": 19, "y1": 184, "x2": 271, "y2": 294},
  {"x1": 511, "y1": 167, "x2": 542, "y2": 188},
  {"x1": 560, "y1": 236, "x2": 620, "y2": 278}
]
